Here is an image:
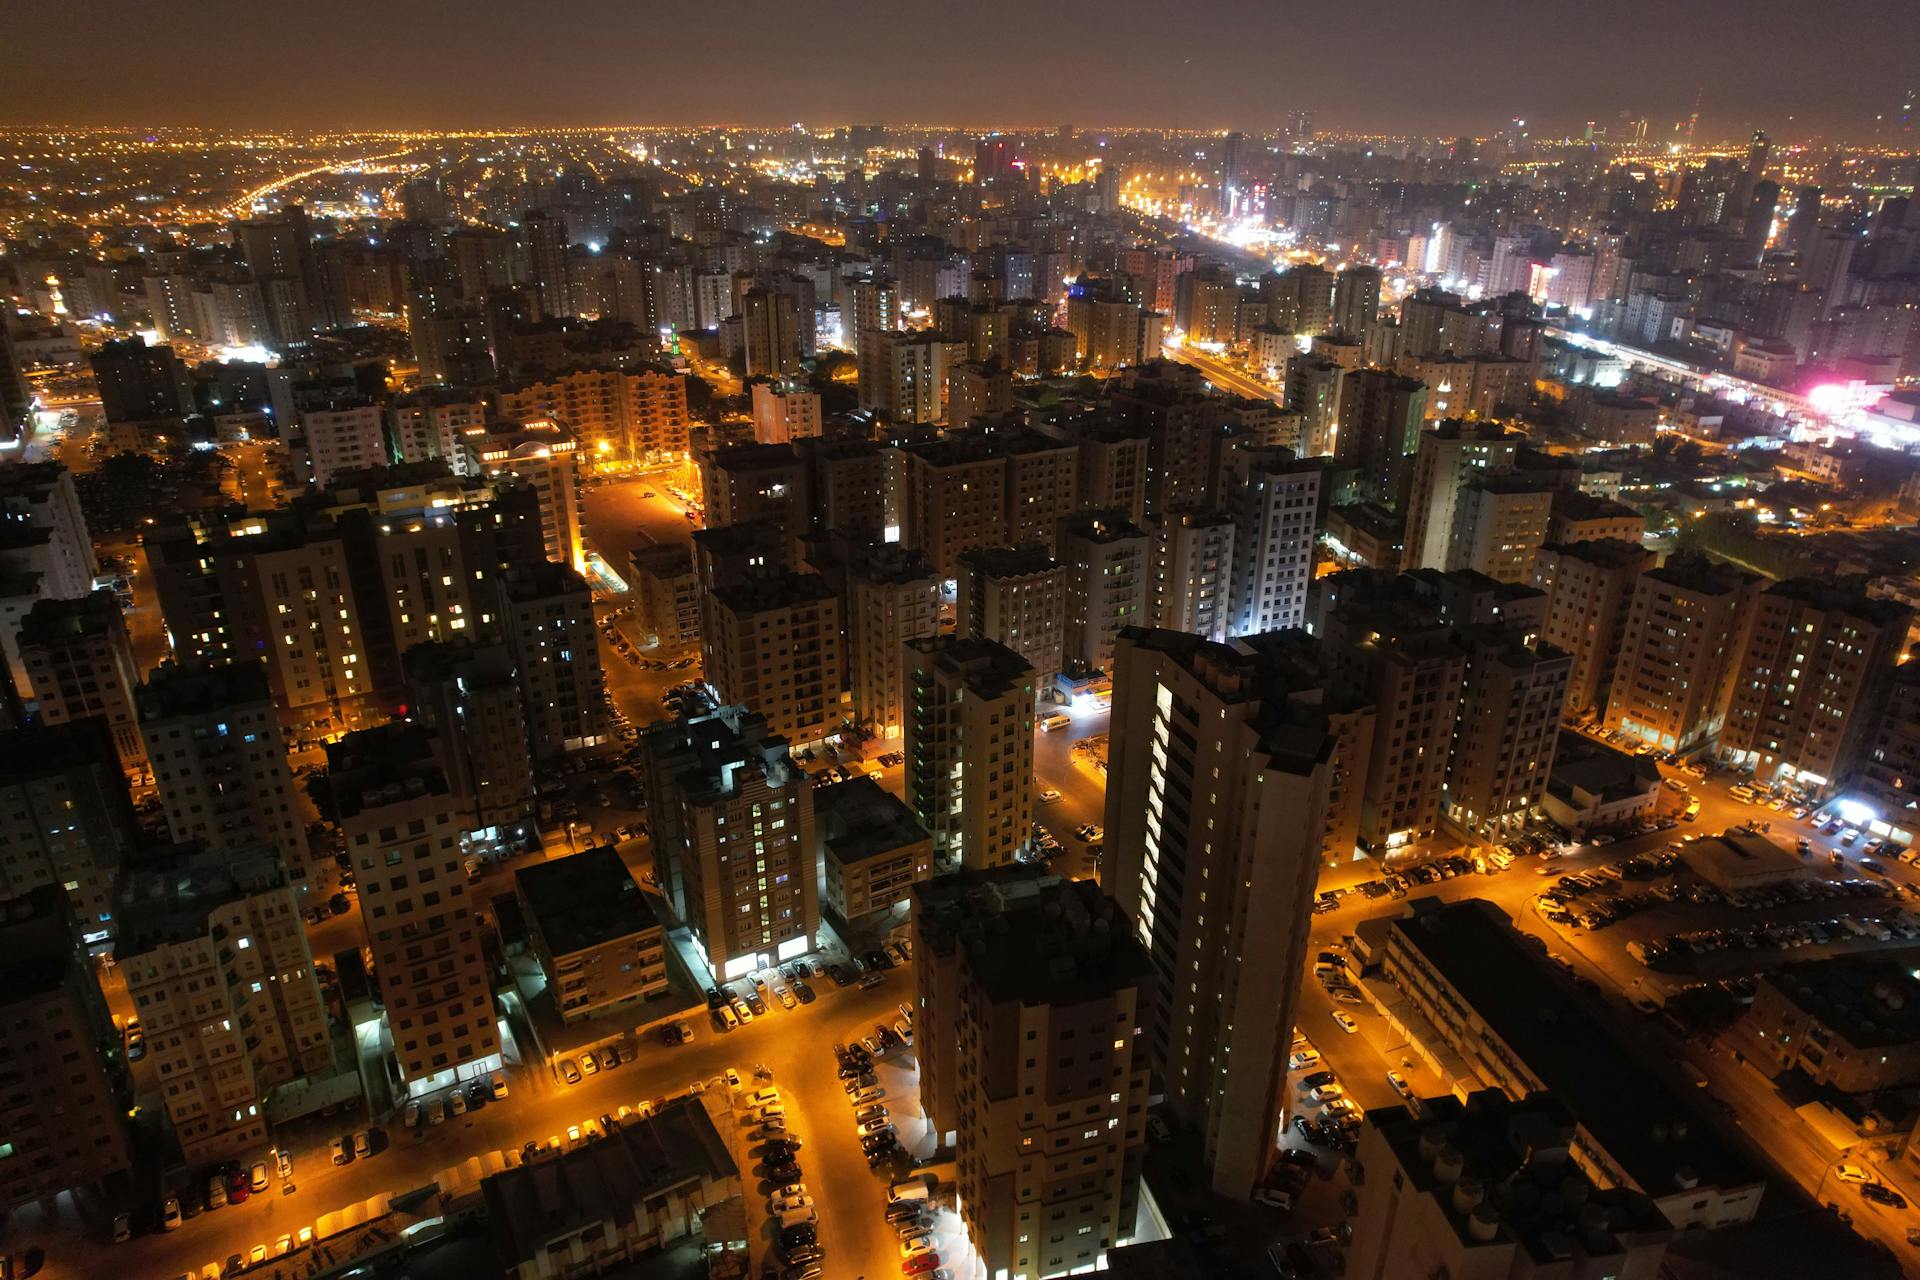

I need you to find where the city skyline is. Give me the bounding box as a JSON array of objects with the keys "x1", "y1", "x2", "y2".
[{"x1": 1, "y1": 0, "x2": 1914, "y2": 137}]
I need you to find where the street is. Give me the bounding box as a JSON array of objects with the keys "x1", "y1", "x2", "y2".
[{"x1": 39, "y1": 955, "x2": 922, "y2": 1280}]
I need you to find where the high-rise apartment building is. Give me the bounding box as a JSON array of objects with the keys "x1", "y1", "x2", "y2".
[
  {"x1": 299, "y1": 400, "x2": 389, "y2": 487},
  {"x1": 1222, "y1": 450, "x2": 1321, "y2": 637},
  {"x1": 741, "y1": 289, "x2": 803, "y2": 378},
  {"x1": 1532, "y1": 540, "x2": 1657, "y2": 718},
  {"x1": 117, "y1": 845, "x2": 332, "y2": 1163},
  {"x1": 1283, "y1": 356, "x2": 1344, "y2": 457},
  {"x1": 1314, "y1": 575, "x2": 1467, "y2": 850},
  {"x1": 18, "y1": 590, "x2": 147, "y2": 779},
  {"x1": 492, "y1": 366, "x2": 690, "y2": 463},
  {"x1": 1147, "y1": 511, "x2": 1235, "y2": 643},
  {"x1": 1445, "y1": 477, "x2": 1554, "y2": 584},
  {"x1": 704, "y1": 571, "x2": 844, "y2": 745},
  {"x1": 466, "y1": 418, "x2": 585, "y2": 572},
  {"x1": 1331, "y1": 266, "x2": 1383, "y2": 337},
  {"x1": 0, "y1": 462, "x2": 99, "y2": 599},
  {"x1": 905, "y1": 636, "x2": 1036, "y2": 871},
  {"x1": 844, "y1": 544, "x2": 940, "y2": 738},
  {"x1": 1603, "y1": 554, "x2": 1764, "y2": 754},
  {"x1": 1103, "y1": 628, "x2": 1337, "y2": 1195},
  {"x1": 913, "y1": 869, "x2": 1151, "y2": 1279},
  {"x1": 1402, "y1": 421, "x2": 1523, "y2": 571},
  {"x1": 0, "y1": 886, "x2": 132, "y2": 1214},
  {"x1": 629, "y1": 544, "x2": 701, "y2": 651},
  {"x1": 329, "y1": 725, "x2": 499, "y2": 1094},
  {"x1": 894, "y1": 431, "x2": 1080, "y2": 578},
  {"x1": 957, "y1": 545, "x2": 1068, "y2": 690},
  {"x1": 637, "y1": 705, "x2": 818, "y2": 980},
  {"x1": 1058, "y1": 512, "x2": 1150, "y2": 674},
  {"x1": 0, "y1": 720, "x2": 137, "y2": 946},
  {"x1": 748, "y1": 380, "x2": 823, "y2": 445},
  {"x1": 499, "y1": 562, "x2": 609, "y2": 759},
  {"x1": 401, "y1": 642, "x2": 538, "y2": 844},
  {"x1": 1333, "y1": 369, "x2": 1428, "y2": 502},
  {"x1": 1721, "y1": 579, "x2": 1910, "y2": 787},
  {"x1": 859, "y1": 330, "x2": 945, "y2": 424},
  {"x1": 700, "y1": 443, "x2": 809, "y2": 533},
  {"x1": 89, "y1": 336, "x2": 195, "y2": 423},
  {"x1": 1445, "y1": 626, "x2": 1571, "y2": 835},
  {"x1": 137, "y1": 661, "x2": 312, "y2": 888}
]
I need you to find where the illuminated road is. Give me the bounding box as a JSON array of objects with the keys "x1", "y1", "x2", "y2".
[
  {"x1": 1161, "y1": 341, "x2": 1287, "y2": 405},
  {"x1": 225, "y1": 148, "x2": 413, "y2": 215}
]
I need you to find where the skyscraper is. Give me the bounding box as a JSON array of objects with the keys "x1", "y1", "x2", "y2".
[{"x1": 1104, "y1": 628, "x2": 1337, "y2": 1195}]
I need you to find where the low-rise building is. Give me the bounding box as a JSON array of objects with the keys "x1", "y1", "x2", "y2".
[
  {"x1": 1541, "y1": 733, "x2": 1664, "y2": 835},
  {"x1": 481, "y1": 1094, "x2": 743, "y2": 1280},
  {"x1": 1684, "y1": 831, "x2": 1808, "y2": 893},
  {"x1": 1747, "y1": 958, "x2": 1920, "y2": 1094},
  {"x1": 516, "y1": 846, "x2": 670, "y2": 1024},
  {"x1": 814, "y1": 775, "x2": 932, "y2": 926},
  {"x1": 1353, "y1": 899, "x2": 1767, "y2": 1231},
  {"x1": 1346, "y1": 1092, "x2": 1674, "y2": 1280}
]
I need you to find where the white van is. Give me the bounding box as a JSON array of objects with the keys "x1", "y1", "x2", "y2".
[
  {"x1": 888, "y1": 1177, "x2": 930, "y2": 1203},
  {"x1": 1039, "y1": 713, "x2": 1072, "y2": 733},
  {"x1": 713, "y1": 1004, "x2": 739, "y2": 1032}
]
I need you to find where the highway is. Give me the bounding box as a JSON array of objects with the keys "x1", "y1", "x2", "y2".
[{"x1": 1161, "y1": 341, "x2": 1288, "y2": 405}]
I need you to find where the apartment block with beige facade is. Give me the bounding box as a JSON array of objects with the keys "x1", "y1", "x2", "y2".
[
  {"x1": 329, "y1": 725, "x2": 499, "y2": 1094},
  {"x1": 905, "y1": 636, "x2": 1036, "y2": 872},
  {"x1": 913, "y1": 869, "x2": 1152, "y2": 1280},
  {"x1": 117, "y1": 845, "x2": 332, "y2": 1164}
]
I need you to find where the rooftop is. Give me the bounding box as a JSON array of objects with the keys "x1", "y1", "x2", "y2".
[
  {"x1": 18, "y1": 589, "x2": 121, "y2": 648},
  {"x1": 958, "y1": 543, "x2": 1060, "y2": 579},
  {"x1": 500, "y1": 560, "x2": 592, "y2": 603},
  {"x1": 814, "y1": 776, "x2": 929, "y2": 866},
  {"x1": 137, "y1": 659, "x2": 272, "y2": 721},
  {"x1": 116, "y1": 844, "x2": 293, "y2": 956},
  {"x1": 1551, "y1": 489, "x2": 1645, "y2": 524},
  {"x1": 324, "y1": 723, "x2": 450, "y2": 819},
  {"x1": 1390, "y1": 899, "x2": 1762, "y2": 1202},
  {"x1": 1645, "y1": 552, "x2": 1762, "y2": 598},
  {"x1": 517, "y1": 845, "x2": 668, "y2": 956},
  {"x1": 711, "y1": 569, "x2": 835, "y2": 615},
  {"x1": 1369, "y1": 1090, "x2": 1670, "y2": 1264},
  {"x1": 1058, "y1": 510, "x2": 1148, "y2": 544},
  {"x1": 1763, "y1": 576, "x2": 1913, "y2": 628},
  {"x1": 913, "y1": 868, "x2": 1152, "y2": 1007},
  {"x1": 1542, "y1": 538, "x2": 1656, "y2": 569},
  {"x1": 1547, "y1": 733, "x2": 1662, "y2": 804},
  {"x1": 705, "y1": 441, "x2": 800, "y2": 473},
  {"x1": 0, "y1": 885, "x2": 86, "y2": 1001},
  {"x1": 906, "y1": 634, "x2": 1035, "y2": 700},
  {"x1": 482, "y1": 1095, "x2": 736, "y2": 1266},
  {"x1": 1761, "y1": 957, "x2": 1920, "y2": 1050}
]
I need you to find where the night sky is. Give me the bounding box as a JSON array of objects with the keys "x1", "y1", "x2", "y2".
[{"x1": 1, "y1": 0, "x2": 1912, "y2": 138}]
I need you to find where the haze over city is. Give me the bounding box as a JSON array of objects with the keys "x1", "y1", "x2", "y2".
[{"x1": 2, "y1": 0, "x2": 1914, "y2": 136}]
